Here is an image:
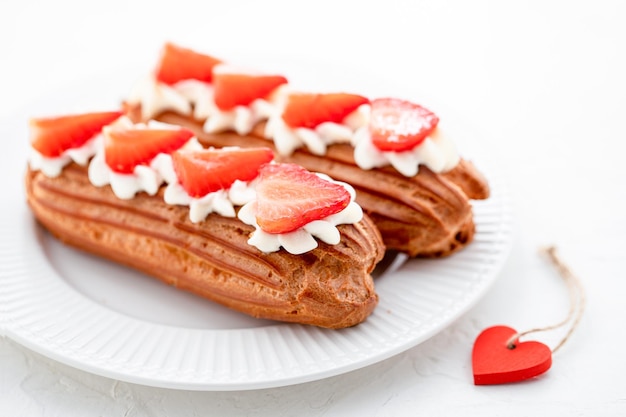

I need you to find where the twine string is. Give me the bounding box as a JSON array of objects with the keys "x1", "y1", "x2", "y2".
[{"x1": 506, "y1": 246, "x2": 586, "y2": 353}]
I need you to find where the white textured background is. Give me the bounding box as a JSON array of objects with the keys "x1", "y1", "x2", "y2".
[{"x1": 1, "y1": 0, "x2": 625, "y2": 415}]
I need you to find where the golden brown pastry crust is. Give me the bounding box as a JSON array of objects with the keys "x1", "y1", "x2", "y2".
[
  {"x1": 25, "y1": 164, "x2": 385, "y2": 328},
  {"x1": 140, "y1": 109, "x2": 490, "y2": 258}
]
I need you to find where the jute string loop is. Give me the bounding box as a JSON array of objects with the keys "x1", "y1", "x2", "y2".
[{"x1": 506, "y1": 246, "x2": 586, "y2": 353}]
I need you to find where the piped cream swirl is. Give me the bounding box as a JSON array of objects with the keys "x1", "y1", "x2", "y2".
[
  {"x1": 87, "y1": 119, "x2": 202, "y2": 200},
  {"x1": 237, "y1": 176, "x2": 363, "y2": 255},
  {"x1": 352, "y1": 124, "x2": 460, "y2": 176}
]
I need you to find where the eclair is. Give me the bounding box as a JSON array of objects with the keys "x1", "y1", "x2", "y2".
[
  {"x1": 124, "y1": 43, "x2": 490, "y2": 258},
  {"x1": 25, "y1": 111, "x2": 385, "y2": 328}
]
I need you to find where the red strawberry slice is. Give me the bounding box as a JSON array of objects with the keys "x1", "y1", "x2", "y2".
[
  {"x1": 213, "y1": 72, "x2": 288, "y2": 111},
  {"x1": 155, "y1": 43, "x2": 222, "y2": 85},
  {"x1": 172, "y1": 147, "x2": 274, "y2": 197},
  {"x1": 254, "y1": 163, "x2": 351, "y2": 234},
  {"x1": 369, "y1": 98, "x2": 439, "y2": 152},
  {"x1": 104, "y1": 127, "x2": 194, "y2": 174},
  {"x1": 30, "y1": 111, "x2": 123, "y2": 158},
  {"x1": 281, "y1": 93, "x2": 369, "y2": 129}
]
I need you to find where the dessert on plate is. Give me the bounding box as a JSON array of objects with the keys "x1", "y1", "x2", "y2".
[
  {"x1": 25, "y1": 111, "x2": 385, "y2": 328},
  {"x1": 124, "y1": 43, "x2": 490, "y2": 258}
]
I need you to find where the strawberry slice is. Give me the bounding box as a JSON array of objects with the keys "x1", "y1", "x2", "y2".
[
  {"x1": 172, "y1": 147, "x2": 274, "y2": 197},
  {"x1": 254, "y1": 163, "x2": 351, "y2": 234},
  {"x1": 369, "y1": 98, "x2": 439, "y2": 152},
  {"x1": 281, "y1": 93, "x2": 369, "y2": 129},
  {"x1": 212, "y1": 72, "x2": 288, "y2": 111},
  {"x1": 30, "y1": 111, "x2": 123, "y2": 158},
  {"x1": 104, "y1": 127, "x2": 194, "y2": 174},
  {"x1": 155, "y1": 43, "x2": 222, "y2": 85}
]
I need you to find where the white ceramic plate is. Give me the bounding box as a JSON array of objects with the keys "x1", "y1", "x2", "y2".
[{"x1": 0, "y1": 61, "x2": 513, "y2": 391}]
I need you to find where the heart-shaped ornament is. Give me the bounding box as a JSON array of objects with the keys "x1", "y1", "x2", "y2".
[{"x1": 472, "y1": 325, "x2": 552, "y2": 385}]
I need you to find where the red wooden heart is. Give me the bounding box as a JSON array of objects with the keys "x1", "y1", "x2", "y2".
[{"x1": 472, "y1": 325, "x2": 552, "y2": 385}]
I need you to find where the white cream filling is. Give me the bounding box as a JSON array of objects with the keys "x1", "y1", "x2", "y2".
[
  {"x1": 237, "y1": 177, "x2": 363, "y2": 255},
  {"x1": 352, "y1": 124, "x2": 460, "y2": 177}
]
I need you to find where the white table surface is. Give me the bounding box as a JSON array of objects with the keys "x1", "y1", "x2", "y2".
[{"x1": 1, "y1": 0, "x2": 625, "y2": 415}]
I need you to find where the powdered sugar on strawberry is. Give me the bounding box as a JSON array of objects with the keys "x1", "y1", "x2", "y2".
[
  {"x1": 352, "y1": 98, "x2": 459, "y2": 176},
  {"x1": 352, "y1": 123, "x2": 460, "y2": 177}
]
